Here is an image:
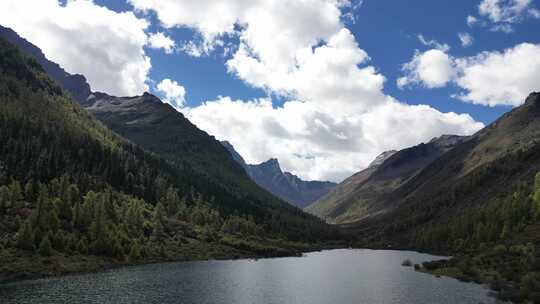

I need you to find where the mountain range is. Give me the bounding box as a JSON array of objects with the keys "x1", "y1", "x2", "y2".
[
  {"x1": 307, "y1": 135, "x2": 470, "y2": 223},
  {"x1": 221, "y1": 141, "x2": 336, "y2": 208},
  {"x1": 2, "y1": 23, "x2": 540, "y2": 302}
]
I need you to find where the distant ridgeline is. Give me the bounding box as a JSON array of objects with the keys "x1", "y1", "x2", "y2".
[
  {"x1": 221, "y1": 141, "x2": 336, "y2": 209},
  {"x1": 0, "y1": 29, "x2": 342, "y2": 279}
]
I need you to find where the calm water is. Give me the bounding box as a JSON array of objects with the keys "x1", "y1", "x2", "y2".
[{"x1": 0, "y1": 249, "x2": 496, "y2": 304}]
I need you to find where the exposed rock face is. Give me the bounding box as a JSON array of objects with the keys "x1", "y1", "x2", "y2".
[
  {"x1": 221, "y1": 142, "x2": 337, "y2": 208},
  {"x1": 369, "y1": 150, "x2": 397, "y2": 168}
]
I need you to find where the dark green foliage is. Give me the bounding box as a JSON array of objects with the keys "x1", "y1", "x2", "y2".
[
  {"x1": 414, "y1": 173, "x2": 540, "y2": 303},
  {"x1": 16, "y1": 220, "x2": 34, "y2": 250},
  {"x1": 38, "y1": 233, "x2": 52, "y2": 257}
]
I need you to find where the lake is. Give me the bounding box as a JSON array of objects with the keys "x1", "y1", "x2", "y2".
[{"x1": 0, "y1": 249, "x2": 496, "y2": 304}]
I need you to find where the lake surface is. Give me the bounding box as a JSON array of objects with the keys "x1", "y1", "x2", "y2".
[{"x1": 0, "y1": 249, "x2": 496, "y2": 304}]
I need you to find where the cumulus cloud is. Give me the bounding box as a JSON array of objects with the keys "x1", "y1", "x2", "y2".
[
  {"x1": 458, "y1": 32, "x2": 474, "y2": 47},
  {"x1": 186, "y1": 96, "x2": 482, "y2": 182},
  {"x1": 0, "y1": 0, "x2": 151, "y2": 96},
  {"x1": 130, "y1": 0, "x2": 484, "y2": 181},
  {"x1": 455, "y1": 43, "x2": 540, "y2": 106},
  {"x1": 397, "y1": 49, "x2": 455, "y2": 89},
  {"x1": 156, "y1": 79, "x2": 186, "y2": 111},
  {"x1": 471, "y1": 0, "x2": 540, "y2": 32},
  {"x1": 467, "y1": 15, "x2": 479, "y2": 27},
  {"x1": 148, "y1": 32, "x2": 175, "y2": 54},
  {"x1": 399, "y1": 43, "x2": 540, "y2": 107}
]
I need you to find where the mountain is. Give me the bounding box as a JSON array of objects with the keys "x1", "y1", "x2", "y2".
[
  {"x1": 0, "y1": 25, "x2": 322, "y2": 222},
  {"x1": 307, "y1": 135, "x2": 469, "y2": 224},
  {"x1": 81, "y1": 91, "x2": 263, "y2": 204},
  {"x1": 345, "y1": 93, "x2": 540, "y2": 302},
  {"x1": 0, "y1": 25, "x2": 91, "y2": 103},
  {"x1": 0, "y1": 34, "x2": 340, "y2": 280},
  {"x1": 221, "y1": 141, "x2": 337, "y2": 208},
  {"x1": 352, "y1": 92, "x2": 540, "y2": 242}
]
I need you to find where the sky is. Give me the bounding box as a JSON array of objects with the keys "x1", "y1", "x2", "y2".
[{"x1": 1, "y1": 0, "x2": 539, "y2": 182}]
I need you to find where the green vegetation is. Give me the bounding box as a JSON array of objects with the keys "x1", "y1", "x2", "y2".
[
  {"x1": 401, "y1": 259, "x2": 412, "y2": 267},
  {"x1": 412, "y1": 173, "x2": 540, "y2": 303},
  {"x1": 0, "y1": 38, "x2": 343, "y2": 282}
]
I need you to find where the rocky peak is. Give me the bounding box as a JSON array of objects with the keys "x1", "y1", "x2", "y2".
[
  {"x1": 524, "y1": 92, "x2": 540, "y2": 108},
  {"x1": 369, "y1": 150, "x2": 398, "y2": 168},
  {"x1": 257, "y1": 158, "x2": 282, "y2": 175},
  {"x1": 429, "y1": 134, "x2": 470, "y2": 149}
]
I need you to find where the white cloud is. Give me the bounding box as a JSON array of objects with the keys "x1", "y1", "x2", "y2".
[
  {"x1": 455, "y1": 43, "x2": 540, "y2": 106},
  {"x1": 397, "y1": 49, "x2": 455, "y2": 89},
  {"x1": 131, "y1": 0, "x2": 484, "y2": 182},
  {"x1": 156, "y1": 79, "x2": 186, "y2": 111},
  {"x1": 475, "y1": 0, "x2": 540, "y2": 32},
  {"x1": 417, "y1": 34, "x2": 450, "y2": 51},
  {"x1": 399, "y1": 43, "x2": 540, "y2": 107},
  {"x1": 479, "y1": 0, "x2": 535, "y2": 22},
  {"x1": 0, "y1": 0, "x2": 151, "y2": 96},
  {"x1": 458, "y1": 32, "x2": 474, "y2": 47},
  {"x1": 148, "y1": 32, "x2": 175, "y2": 54},
  {"x1": 186, "y1": 96, "x2": 482, "y2": 182},
  {"x1": 467, "y1": 15, "x2": 479, "y2": 27}
]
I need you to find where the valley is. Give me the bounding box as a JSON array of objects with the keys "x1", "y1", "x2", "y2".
[{"x1": 1, "y1": 2, "x2": 540, "y2": 301}]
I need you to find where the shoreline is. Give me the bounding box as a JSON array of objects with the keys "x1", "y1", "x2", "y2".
[{"x1": 0, "y1": 243, "x2": 345, "y2": 285}]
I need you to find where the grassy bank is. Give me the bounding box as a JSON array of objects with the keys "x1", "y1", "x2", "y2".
[
  {"x1": 0, "y1": 235, "x2": 341, "y2": 284},
  {"x1": 414, "y1": 243, "x2": 540, "y2": 303}
]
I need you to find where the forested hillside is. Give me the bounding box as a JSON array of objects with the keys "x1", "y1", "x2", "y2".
[
  {"x1": 0, "y1": 38, "x2": 339, "y2": 281},
  {"x1": 347, "y1": 92, "x2": 540, "y2": 303}
]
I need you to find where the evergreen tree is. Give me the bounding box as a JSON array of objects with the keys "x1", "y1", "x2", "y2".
[
  {"x1": 90, "y1": 201, "x2": 109, "y2": 255},
  {"x1": 24, "y1": 179, "x2": 36, "y2": 202},
  {"x1": 163, "y1": 186, "x2": 180, "y2": 216},
  {"x1": 129, "y1": 240, "x2": 141, "y2": 260},
  {"x1": 77, "y1": 237, "x2": 89, "y2": 254},
  {"x1": 38, "y1": 233, "x2": 52, "y2": 257},
  {"x1": 9, "y1": 180, "x2": 23, "y2": 207},
  {"x1": 0, "y1": 185, "x2": 9, "y2": 214},
  {"x1": 16, "y1": 220, "x2": 34, "y2": 251}
]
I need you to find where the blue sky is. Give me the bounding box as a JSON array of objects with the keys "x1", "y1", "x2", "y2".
[
  {"x1": 95, "y1": 0, "x2": 539, "y2": 125},
  {"x1": 2, "y1": 0, "x2": 539, "y2": 181}
]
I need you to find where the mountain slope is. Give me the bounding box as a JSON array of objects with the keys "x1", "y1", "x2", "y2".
[
  {"x1": 0, "y1": 25, "x2": 91, "y2": 103},
  {"x1": 82, "y1": 92, "x2": 267, "y2": 205},
  {"x1": 307, "y1": 135, "x2": 468, "y2": 223},
  {"x1": 343, "y1": 93, "x2": 540, "y2": 303},
  {"x1": 0, "y1": 37, "x2": 340, "y2": 280},
  {"x1": 349, "y1": 92, "x2": 540, "y2": 246},
  {"x1": 0, "y1": 26, "x2": 329, "y2": 228},
  {"x1": 221, "y1": 141, "x2": 336, "y2": 208}
]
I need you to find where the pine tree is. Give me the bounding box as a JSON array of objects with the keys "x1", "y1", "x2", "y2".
[
  {"x1": 500, "y1": 222, "x2": 511, "y2": 240},
  {"x1": 90, "y1": 201, "x2": 109, "y2": 255},
  {"x1": 9, "y1": 180, "x2": 23, "y2": 207},
  {"x1": 72, "y1": 201, "x2": 86, "y2": 231},
  {"x1": 24, "y1": 179, "x2": 36, "y2": 202},
  {"x1": 38, "y1": 234, "x2": 52, "y2": 257},
  {"x1": 163, "y1": 187, "x2": 180, "y2": 216},
  {"x1": 129, "y1": 240, "x2": 141, "y2": 260},
  {"x1": 16, "y1": 220, "x2": 34, "y2": 251},
  {"x1": 0, "y1": 185, "x2": 9, "y2": 215},
  {"x1": 77, "y1": 237, "x2": 89, "y2": 254}
]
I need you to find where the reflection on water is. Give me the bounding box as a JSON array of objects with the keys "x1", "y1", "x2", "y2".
[{"x1": 0, "y1": 249, "x2": 495, "y2": 304}]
